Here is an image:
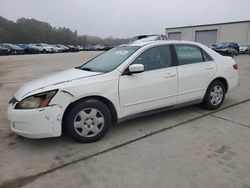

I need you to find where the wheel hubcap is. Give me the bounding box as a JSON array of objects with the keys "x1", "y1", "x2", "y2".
[
  {"x1": 210, "y1": 85, "x2": 223, "y2": 106},
  {"x1": 73, "y1": 108, "x2": 105, "y2": 137}
]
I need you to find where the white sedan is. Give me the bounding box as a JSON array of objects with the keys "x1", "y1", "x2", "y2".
[
  {"x1": 8, "y1": 41, "x2": 239, "y2": 142},
  {"x1": 34, "y1": 43, "x2": 54, "y2": 53}
]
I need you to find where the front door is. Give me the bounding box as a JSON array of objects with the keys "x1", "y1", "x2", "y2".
[{"x1": 119, "y1": 45, "x2": 178, "y2": 117}]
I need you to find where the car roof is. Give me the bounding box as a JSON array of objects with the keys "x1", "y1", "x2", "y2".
[{"x1": 124, "y1": 40, "x2": 204, "y2": 47}]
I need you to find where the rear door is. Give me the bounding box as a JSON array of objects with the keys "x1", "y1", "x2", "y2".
[{"x1": 174, "y1": 44, "x2": 216, "y2": 103}]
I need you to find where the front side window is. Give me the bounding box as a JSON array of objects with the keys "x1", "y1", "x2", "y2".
[
  {"x1": 132, "y1": 45, "x2": 172, "y2": 71},
  {"x1": 175, "y1": 44, "x2": 204, "y2": 65}
]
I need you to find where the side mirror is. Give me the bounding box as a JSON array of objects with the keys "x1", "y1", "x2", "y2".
[{"x1": 128, "y1": 64, "x2": 144, "y2": 74}]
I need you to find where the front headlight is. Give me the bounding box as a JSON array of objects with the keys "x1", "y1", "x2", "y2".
[{"x1": 15, "y1": 90, "x2": 58, "y2": 109}]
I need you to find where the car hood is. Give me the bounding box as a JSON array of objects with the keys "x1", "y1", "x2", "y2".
[{"x1": 15, "y1": 68, "x2": 102, "y2": 99}]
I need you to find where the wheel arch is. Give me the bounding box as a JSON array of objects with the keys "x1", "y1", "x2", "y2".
[
  {"x1": 62, "y1": 95, "x2": 118, "y2": 130},
  {"x1": 209, "y1": 77, "x2": 229, "y2": 93}
]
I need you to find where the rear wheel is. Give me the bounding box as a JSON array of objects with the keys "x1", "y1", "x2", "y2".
[
  {"x1": 203, "y1": 80, "x2": 226, "y2": 110},
  {"x1": 64, "y1": 99, "x2": 112, "y2": 143}
]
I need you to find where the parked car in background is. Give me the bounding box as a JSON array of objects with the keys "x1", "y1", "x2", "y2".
[
  {"x1": 66, "y1": 45, "x2": 79, "y2": 52},
  {"x1": 103, "y1": 45, "x2": 116, "y2": 51},
  {"x1": 0, "y1": 43, "x2": 25, "y2": 55},
  {"x1": 239, "y1": 43, "x2": 250, "y2": 54},
  {"x1": 83, "y1": 45, "x2": 95, "y2": 51},
  {"x1": 8, "y1": 40, "x2": 238, "y2": 143},
  {"x1": 18, "y1": 44, "x2": 41, "y2": 54},
  {"x1": 56, "y1": 44, "x2": 70, "y2": 52},
  {"x1": 213, "y1": 42, "x2": 239, "y2": 56},
  {"x1": 93, "y1": 44, "x2": 105, "y2": 51},
  {"x1": 82, "y1": 45, "x2": 114, "y2": 51},
  {"x1": 130, "y1": 34, "x2": 167, "y2": 43},
  {"x1": 209, "y1": 44, "x2": 217, "y2": 49},
  {"x1": 49, "y1": 45, "x2": 63, "y2": 53},
  {"x1": 0, "y1": 45, "x2": 10, "y2": 55},
  {"x1": 76, "y1": 45, "x2": 84, "y2": 51},
  {"x1": 29, "y1": 44, "x2": 44, "y2": 53},
  {"x1": 34, "y1": 43, "x2": 54, "y2": 53}
]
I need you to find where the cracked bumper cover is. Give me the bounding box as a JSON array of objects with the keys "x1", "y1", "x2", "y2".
[{"x1": 8, "y1": 105, "x2": 62, "y2": 139}]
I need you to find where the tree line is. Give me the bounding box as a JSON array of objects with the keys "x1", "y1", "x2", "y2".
[{"x1": 0, "y1": 16, "x2": 129, "y2": 45}]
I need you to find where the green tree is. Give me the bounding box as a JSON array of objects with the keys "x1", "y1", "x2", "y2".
[{"x1": 0, "y1": 16, "x2": 129, "y2": 46}]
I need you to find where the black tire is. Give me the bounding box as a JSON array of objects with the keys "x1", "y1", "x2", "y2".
[
  {"x1": 203, "y1": 80, "x2": 226, "y2": 110},
  {"x1": 64, "y1": 99, "x2": 112, "y2": 143}
]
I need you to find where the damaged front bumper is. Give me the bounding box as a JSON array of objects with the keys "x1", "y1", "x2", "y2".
[{"x1": 7, "y1": 105, "x2": 63, "y2": 139}]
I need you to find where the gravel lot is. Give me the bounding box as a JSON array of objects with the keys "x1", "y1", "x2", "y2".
[{"x1": 0, "y1": 52, "x2": 249, "y2": 188}]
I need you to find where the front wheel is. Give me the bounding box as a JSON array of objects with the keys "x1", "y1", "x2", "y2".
[
  {"x1": 64, "y1": 99, "x2": 112, "y2": 143},
  {"x1": 203, "y1": 80, "x2": 226, "y2": 110}
]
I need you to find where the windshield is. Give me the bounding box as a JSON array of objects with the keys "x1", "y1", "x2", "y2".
[
  {"x1": 78, "y1": 46, "x2": 140, "y2": 73},
  {"x1": 217, "y1": 43, "x2": 229, "y2": 48}
]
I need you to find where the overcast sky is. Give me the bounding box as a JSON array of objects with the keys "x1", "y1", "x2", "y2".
[{"x1": 1, "y1": 0, "x2": 250, "y2": 38}]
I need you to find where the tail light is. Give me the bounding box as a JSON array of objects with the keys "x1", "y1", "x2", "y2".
[{"x1": 233, "y1": 64, "x2": 238, "y2": 70}]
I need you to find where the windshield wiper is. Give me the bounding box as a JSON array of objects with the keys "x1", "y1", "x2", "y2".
[{"x1": 76, "y1": 67, "x2": 94, "y2": 72}]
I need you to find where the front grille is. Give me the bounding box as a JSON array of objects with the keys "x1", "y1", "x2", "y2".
[{"x1": 9, "y1": 97, "x2": 18, "y2": 105}]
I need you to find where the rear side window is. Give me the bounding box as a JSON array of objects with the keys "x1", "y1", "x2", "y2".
[
  {"x1": 201, "y1": 49, "x2": 213, "y2": 61},
  {"x1": 175, "y1": 44, "x2": 203, "y2": 65}
]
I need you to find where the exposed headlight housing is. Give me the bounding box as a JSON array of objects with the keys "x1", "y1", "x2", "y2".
[{"x1": 15, "y1": 90, "x2": 58, "y2": 109}]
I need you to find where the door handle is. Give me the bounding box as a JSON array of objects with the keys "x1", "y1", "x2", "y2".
[
  {"x1": 164, "y1": 73, "x2": 176, "y2": 78},
  {"x1": 205, "y1": 66, "x2": 215, "y2": 70}
]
